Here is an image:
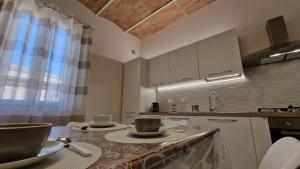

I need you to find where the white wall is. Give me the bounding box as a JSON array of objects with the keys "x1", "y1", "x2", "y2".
[
  {"x1": 141, "y1": 0, "x2": 300, "y2": 59},
  {"x1": 43, "y1": 0, "x2": 141, "y2": 63},
  {"x1": 85, "y1": 56, "x2": 123, "y2": 122}
]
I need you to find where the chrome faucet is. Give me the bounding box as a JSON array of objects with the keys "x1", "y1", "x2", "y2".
[{"x1": 209, "y1": 92, "x2": 219, "y2": 112}]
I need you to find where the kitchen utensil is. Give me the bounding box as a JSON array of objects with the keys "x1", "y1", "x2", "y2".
[
  {"x1": 56, "y1": 137, "x2": 92, "y2": 157},
  {"x1": 74, "y1": 125, "x2": 88, "y2": 130},
  {"x1": 192, "y1": 105, "x2": 199, "y2": 112},
  {"x1": 151, "y1": 102, "x2": 160, "y2": 112}
]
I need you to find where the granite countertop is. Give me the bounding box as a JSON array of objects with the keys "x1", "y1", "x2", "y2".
[
  {"x1": 139, "y1": 112, "x2": 300, "y2": 118},
  {"x1": 49, "y1": 126, "x2": 219, "y2": 169}
]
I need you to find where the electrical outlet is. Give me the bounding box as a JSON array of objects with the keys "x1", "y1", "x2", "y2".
[{"x1": 180, "y1": 98, "x2": 187, "y2": 103}]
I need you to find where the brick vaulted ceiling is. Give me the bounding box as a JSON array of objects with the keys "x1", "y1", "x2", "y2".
[{"x1": 78, "y1": 0, "x2": 216, "y2": 39}]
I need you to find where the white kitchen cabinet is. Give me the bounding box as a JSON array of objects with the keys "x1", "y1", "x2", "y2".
[
  {"x1": 199, "y1": 116, "x2": 258, "y2": 169},
  {"x1": 197, "y1": 29, "x2": 243, "y2": 81},
  {"x1": 168, "y1": 43, "x2": 199, "y2": 83},
  {"x1": 162, "y1": 116, "x2": 199, "y2": 126},
  {"x1": 149, "y1": 53, "x2": 170, "y2": 86},
  {"x1": 250, "y1": 117, "x2": 272, "y2": 165}
]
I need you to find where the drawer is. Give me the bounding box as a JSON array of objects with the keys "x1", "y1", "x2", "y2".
[
  {"x1": 268, "y1": 118, "x2": 300, "y2": 129},
  {"x1": 162, "y1": 116, "x2": 199, "y2": 126}
]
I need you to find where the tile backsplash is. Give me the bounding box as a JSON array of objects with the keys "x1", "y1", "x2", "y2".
[{"x1": 157, "y1": 59, "x2": 300, "y2": 112}]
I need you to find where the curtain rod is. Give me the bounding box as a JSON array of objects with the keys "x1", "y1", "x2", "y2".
[{"x1": 35, "y1": 0, "x2": 95, "y2": 31}]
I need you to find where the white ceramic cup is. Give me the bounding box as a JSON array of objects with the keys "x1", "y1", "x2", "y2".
[{"x1": 93, "y1": 115, "x2": 112, "y2": 125}]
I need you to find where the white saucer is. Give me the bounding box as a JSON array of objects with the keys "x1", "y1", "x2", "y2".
[
  {"x1": 0, "y1": 141, "x2": 64, "y2": 169},
  {"x1": 89, "y1": 121, "x2": 116, "y2": 128},
  {"x1": 129, "y1": 127, "x2": 167, "y2": 137}
]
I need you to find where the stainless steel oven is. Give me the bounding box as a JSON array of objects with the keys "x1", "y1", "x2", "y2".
[{"x1": 268, "y1": 118, "x2": 300, "y2": 143}]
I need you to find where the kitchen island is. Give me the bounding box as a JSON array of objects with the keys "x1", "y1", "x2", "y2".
[{"x1": 49, "y1": 125, "x2": 228, "y2": 169}]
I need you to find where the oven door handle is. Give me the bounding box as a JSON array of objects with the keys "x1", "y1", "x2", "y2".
[{"x1": 281, "y1": 130, "x2": 300, "y2": 136}]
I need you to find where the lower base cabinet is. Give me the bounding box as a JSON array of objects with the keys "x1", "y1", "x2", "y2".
[
  {"x1": 199, "y1": 117, "x2": 258, "y2": 169},
  {"x1": 250, "y1": 117, "x2": 272, "y2": 165},
  {"x1": 160, "y1": 115, "x2": 272, "y2": 169}
]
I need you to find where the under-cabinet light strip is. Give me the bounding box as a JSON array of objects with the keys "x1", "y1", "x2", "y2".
[
  {"x1": 269, "y1": 48, "x2": 300, "y2": 57},
  {"x1": 157, "y1": 74, "x2": 246, "y2": 92},
  {"x1": 205, "y1": 73, "x2": 241, "y2": 82}
]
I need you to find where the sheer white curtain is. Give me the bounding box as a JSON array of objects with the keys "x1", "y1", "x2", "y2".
[{"x1": 0, "y1": 0, "x2": 92, "y2": 125}]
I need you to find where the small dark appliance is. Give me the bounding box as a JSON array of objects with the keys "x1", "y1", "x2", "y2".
[{"x1": 151, "y1": 102, "x2": 160, "y2": 112}]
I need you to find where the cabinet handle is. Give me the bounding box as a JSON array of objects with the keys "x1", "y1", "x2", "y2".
[
  {"x1": 281, "y1": 130, "x2": 300, "y2": 136},
  {"x1": 207, "y1": 72, "x2": 219, "y2": 77},
  {"x1": 205, "y1": 72, "x2": 241, "y2": 82},
  {"x1": 207, "y1": 119, "x2": 237, "y2": 123},
  {"x1": 170, "y1": 117, "x2": 190, "y2": 121},
  {"x1": 176, "y1": 77, "x2": 193, "y2": 82},
  {"x1": 220, "y1": 70, "x2": 233, "y2": 74},
  {"x1": 151, "y1": 82, "x2": 165, "y2": 86}
]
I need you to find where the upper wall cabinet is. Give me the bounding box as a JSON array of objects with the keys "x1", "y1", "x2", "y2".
[
  {"x1": 197, "y1": 29, "x2": 243, "y2": 81},
  {"x1": 149, "y1": 53, "x2": 170, "y2": 86},
  {"x1": 169, "y1": 43, "x2": 200, "y2": 83}
]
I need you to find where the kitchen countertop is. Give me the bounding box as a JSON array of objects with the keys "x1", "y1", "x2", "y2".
[
  {"x1": 139, "y1": 112, "x2": 300, "y2": 118},
  {"x1": 49, "y1": 126, "x2": 219, "y2": 169}
]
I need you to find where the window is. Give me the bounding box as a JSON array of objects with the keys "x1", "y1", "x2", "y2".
[{"x1": 1, "y1": 15, "x2": 70, "y2": 103}]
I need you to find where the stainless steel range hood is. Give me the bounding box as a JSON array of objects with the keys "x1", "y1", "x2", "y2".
[{"x1": 242, "y1": 16, "x2": 300, "y2": 67}]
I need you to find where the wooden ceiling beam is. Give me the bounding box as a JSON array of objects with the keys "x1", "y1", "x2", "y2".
[
  {"x1": 96, "y1": 0, "x2": 114, "y2": 16},
  {"x1": 125, "y1": 0, "x2": 177, "y2": 32}
]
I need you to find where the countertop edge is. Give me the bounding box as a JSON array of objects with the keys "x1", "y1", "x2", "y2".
[
  {"x1": 124, "y1": 128, "x2": 219, "y2": 169},
  {"x1": 137, "y1": 112, "x2": 300, "y2": 118}
]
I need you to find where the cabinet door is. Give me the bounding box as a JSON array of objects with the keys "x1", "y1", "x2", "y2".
[
  {"x1": 250, "y1": 117, "x2": 272, "y2": 165},
  {"x1": 122, "y1": 58, "x2": 141, "y2": 113},
  {"x1": 169, "y1": 43, "x2": 199, "y2": 83},
  {"x1": 199, "y1": 116, "x2": 258, "y2": 169},
  {"x1": 149, "y1": 53, "x2": 170, "y2": 86},
  {"x1": 197, "y1": 29, "x2": 243, "y2": 81}
]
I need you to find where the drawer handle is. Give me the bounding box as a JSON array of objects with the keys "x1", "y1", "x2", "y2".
[
  {"x1": 207, "y1": 119, "x2": 237, "y2": 123},
  {"x1": 284, "y1": 121, "x2": 292, "y2": 127},
  {"x1": 220, "y1": 70, "x2": 233, "y2": 74},
  {"x1": 152, "y1": 82, "x2": 165, "y2": 86},
  {"x1": 281, "y1": 130, "x2": 300, "y2": 136},
  {"x1": 170, "y1": 117, "x2": 190, "y2": 121},
  {"x1": 177, "y1": 77, "x2": 193, "y2": 82},
  {"x1": 207, "y1": 72, "x2": 219, "y2": 76},
  {"x1": 208, "y1": 70, "x2": 233, "y2": 76}
]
